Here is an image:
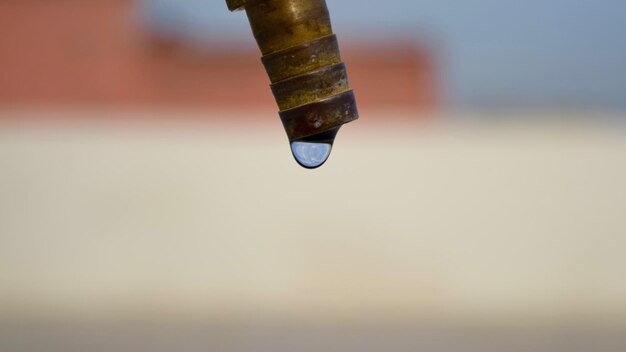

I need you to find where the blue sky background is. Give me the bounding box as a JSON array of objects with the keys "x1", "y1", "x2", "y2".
[{"x1": 141, "y1": 0, "x2": 626, "y2": 110}]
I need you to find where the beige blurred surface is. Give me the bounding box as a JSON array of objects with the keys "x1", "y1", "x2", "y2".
[{"x1": 1, "y1": 109, "x2": 626, "y2": 351}]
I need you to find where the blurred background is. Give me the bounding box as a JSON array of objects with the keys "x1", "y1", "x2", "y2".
[{"x1": 1, "y1": 0, "x2": 626, "y2": 351}]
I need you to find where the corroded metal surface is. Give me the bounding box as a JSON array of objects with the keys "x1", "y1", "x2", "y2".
[
  {"x1": 280, "y1": 90, "x2": 358, "y2": 140},
  {"x1": 271, "y1": 63, "x2": 348, "y2": 111},
  {"x1": 245, "y1": 0, "x2": 333, "y2": 55},
  {"x1": 262, "y1": 35, "x2": 341, "y2": 83},
  {"x1": 227, "y1": 0, "x2": 358, "y2": 142}
]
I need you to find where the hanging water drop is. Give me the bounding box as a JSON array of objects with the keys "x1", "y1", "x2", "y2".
[
  {"x1": 291, "y1": 141, "x2": 332, "y2": 169},
  {"x1": 289, "y1": 127, "x2": 340, "y2": 169}
]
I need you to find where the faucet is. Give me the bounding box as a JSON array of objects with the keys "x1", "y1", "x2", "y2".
[{"x1": 226, "y1": 0, "x2": 358, "y2": 168}]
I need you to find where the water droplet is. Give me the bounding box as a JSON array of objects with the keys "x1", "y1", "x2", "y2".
[
  {"x1": 289, "y1": 127, "x2": 340, "y2": 169},
  {"x1": 291, "y1": 141, "x2": 332, "y2": 169}
]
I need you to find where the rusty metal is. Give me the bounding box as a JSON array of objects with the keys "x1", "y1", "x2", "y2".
[{"x1": 226, "y1": 0, "x2": 358, "y2": 142}]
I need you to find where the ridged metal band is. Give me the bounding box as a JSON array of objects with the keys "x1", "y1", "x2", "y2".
[
  {"x1": 245, "y1": 0, "x2": 332, "y2": 55},
  {"x1": 280, "y1": 90, "x2": 358, "y2": 141},
  {"x1": 261, "y1": 34, "x2": 341, "y2": 83},
  {"x1": 271, "y1": 63, "x2": 349, "y2": 110}
]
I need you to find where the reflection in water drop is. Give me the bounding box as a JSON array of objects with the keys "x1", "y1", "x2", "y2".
[
  {"x1": 290, "y1": 141, "x2": 332, "y2": 169},
  {"x1": 289, "y1": 127, "x2": 340, "y2": 169}
]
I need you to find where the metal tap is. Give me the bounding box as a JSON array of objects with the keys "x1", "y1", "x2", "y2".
[{"x1": 226, "y1": 0, "x2": 358, "y2": 168}]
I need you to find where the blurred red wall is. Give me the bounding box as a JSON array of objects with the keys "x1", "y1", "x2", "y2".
[{"x1": 0, "y1": 0, "x2": 438, "y2": 112}]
